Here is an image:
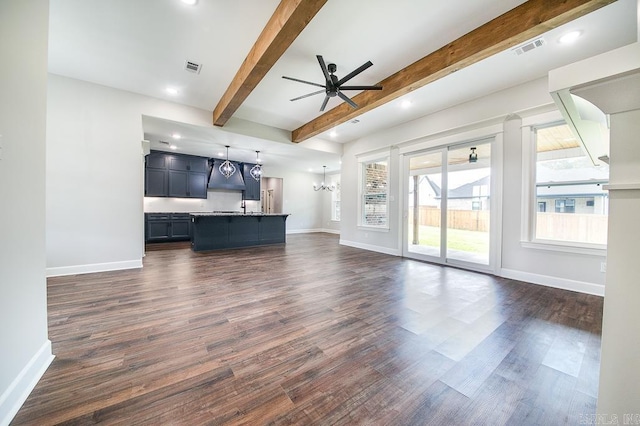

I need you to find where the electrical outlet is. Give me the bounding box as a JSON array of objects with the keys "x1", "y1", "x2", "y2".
[{"x1": 600, "y1": 262, "x2": 607, "y2": 273}]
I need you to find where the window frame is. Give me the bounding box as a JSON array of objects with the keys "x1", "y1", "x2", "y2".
[
  {"x1": 521, "y1": 116, "x2": 608, "y2": 255},
  {"x1": 330, "y1": 174, "x2": 341, "y2": 222},
  {"x1": 358, "y1": 153, "x2": 390, "y2": 231}
]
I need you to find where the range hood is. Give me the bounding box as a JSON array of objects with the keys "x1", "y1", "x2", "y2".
[
  {"x1": 550, "y1": 89, "x2": 610, "y2": 166},
  {"x1": 208, "y1": 159, "x2": 246, "y2": 190}
]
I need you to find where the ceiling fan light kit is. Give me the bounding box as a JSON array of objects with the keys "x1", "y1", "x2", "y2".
[{"x1": 283, "y1": 55, "x2": 382, "y2": 112}]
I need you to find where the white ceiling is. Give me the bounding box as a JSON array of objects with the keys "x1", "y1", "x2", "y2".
[{"x1": 48, "y1": 0, "x2": 637, "y2": 173}]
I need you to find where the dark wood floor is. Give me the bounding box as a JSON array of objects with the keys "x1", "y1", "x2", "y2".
[{"x1": 13, "y1": 234, "x2": 603, "y2": 425}]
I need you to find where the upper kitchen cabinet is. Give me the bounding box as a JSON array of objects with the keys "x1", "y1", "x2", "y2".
[
  {"x1": 241, "y1": 163, "x2": 261, "y2": 201},
  {"x1": 145, "y1": 150, "x2": 209, "y2": 199},
  {"x1": 168, "y1": 155, "x2": 209, "y2": 173},
  {"x1": 145, "y1": 151, "x2": 168, "y2": 197}
]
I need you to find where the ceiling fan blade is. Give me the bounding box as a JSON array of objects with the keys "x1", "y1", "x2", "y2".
[
  {"x1": 320, "y1": 95, "x2": 330, "y2": 112},
  {"x1": 339, "y1": 85, "x2": 383, "y2": 91},
  {"x1": 290, "y1": 89, "x2": 325, "y2": 101},
  {"x1": 282, "y1": 76, "x2": 325, "y2": 89},
  {"x1": 336, "y1": 61, "x2": 373, "y2": 86},
  {"x1": 316, "y1": 55, "x2": 331, "y2": 83},
  {"x1": 337, "y1": 92, "x2": 358, "y2": 109}
]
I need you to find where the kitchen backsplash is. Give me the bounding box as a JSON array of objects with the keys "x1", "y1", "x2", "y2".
[{"x1": 144, "y1": 190, "x2": 261, "y2": 213}]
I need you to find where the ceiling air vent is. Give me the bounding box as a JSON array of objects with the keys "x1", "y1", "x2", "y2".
[
  {"x1": 513, "y1": 37, "x2": 545, "y2": 56},
  {"x1": 184, "y1": 60, "x2": 202, "y2": 74},
  {"x1": 159, "y1": 140, "x2": 170, "y2": 146}
]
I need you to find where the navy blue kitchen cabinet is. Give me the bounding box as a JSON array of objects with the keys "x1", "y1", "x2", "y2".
[
  {"x1": 145, "y1": 168, "x2": 168, "y2": 197},
  {"x1": 145, "y1": 213, "x2": 191, "y2": 242},
  {"x1": 145, "y1": 151, "x2": 209, "y2": 199},
  {"x1": 241, "y1": 163, "x2": 261, "y2": 201},
  {"x1": 190, "y1": 213, "x2": 289, "y2": 251}
]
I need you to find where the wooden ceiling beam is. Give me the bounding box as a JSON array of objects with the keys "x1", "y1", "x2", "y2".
[
  {"x1": 291, "y1": 0, "x2": 616, "y2": 143},
  {"x1": 212, "y1": 0, "x2": 327, "y2": 127}
]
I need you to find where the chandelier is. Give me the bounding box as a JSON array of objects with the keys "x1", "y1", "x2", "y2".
[
  {"x1": 219, "y1": 145, "x2": 236, "y2": 178},
  {"x1": 250, "y1": 151, "x2": 262, "y2": 181},
  {"x1": 314, "y1": 166, "x2": 335, "y2": 191}
]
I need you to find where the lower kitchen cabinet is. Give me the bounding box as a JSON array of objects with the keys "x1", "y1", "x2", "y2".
[
  {"x1": 145, "y1": 213, "x2": 191, "y2": 243},
  {"x1": 190, "y1": 214, "x2": 289, "y2": 251},
  {"x1": 170, "y1": 214, "x2": 191, "y2": 239}
]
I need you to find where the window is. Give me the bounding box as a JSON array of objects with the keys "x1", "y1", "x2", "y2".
[
  {"x1": 331, "y1": 175, "x2": 341, "y2": 221},
  {"x1": 533, "y1": 123, "x2": 608, "y2": 246},
  {"x1": 360, "y1": 159, "x2": 388, "y2": 228},
  {"x1": 554, "y1": 199, "x2": 575, "y2": 213}
]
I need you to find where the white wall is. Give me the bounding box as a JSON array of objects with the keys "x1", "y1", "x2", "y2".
[
  {"x1": 261, "y1": 165, "x2": 324, "y2": 232},
  {"x1": 0, "y1": 1, "x2": 53, "y2": 424},
  {"x1": 598, "y1": 108, "x2": 640, "y2": 417},
  {"x1": 47, "y1": 75, "x2": 221, "y2": 276},
  {"x1": 47, "y1": 75, "x2": 332, "y2": 275},
  {"x1": 339, "y1": 76, "x2": 607, "y2": 293}
]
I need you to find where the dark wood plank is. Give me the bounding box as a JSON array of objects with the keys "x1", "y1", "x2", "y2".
[{"x1": 12, "y1": 233, "x2": 604, "y2": 425}]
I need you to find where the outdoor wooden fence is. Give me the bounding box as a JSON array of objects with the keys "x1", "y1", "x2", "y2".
[
  {"x1": 409, "y1": 207, "x2": 607, "y2": 244},
  {"x1": 409, "y1": 207, "x2": 489, "y2": 232},
  {"x1": 536, "y1": 212, "x2": 607, "y2": 245}
]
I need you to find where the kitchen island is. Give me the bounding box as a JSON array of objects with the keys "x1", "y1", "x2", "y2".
[{"x1": 190, "y1": 213, "x2": 289, "y2": 252}]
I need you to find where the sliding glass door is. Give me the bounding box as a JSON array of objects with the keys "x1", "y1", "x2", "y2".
[
  {"x1": 407, "y1": 150, "x2": 445, "y2": 259},
  {"x1": 405, "y1": 140, "x2": 493, "y2": 270}
]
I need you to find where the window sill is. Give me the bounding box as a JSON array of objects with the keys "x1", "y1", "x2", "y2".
[
  {"x1": 521, "y1": 239, "x2": 606, "y2": 256},
  {"x1": 330, "y1": 220, "x2": 341, "y2": 223},
  {"x1": 357, "y1": 225, "x2": 389, "y2": 233}
]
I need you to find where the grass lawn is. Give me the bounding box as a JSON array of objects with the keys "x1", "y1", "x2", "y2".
[{"x1": 411, "y1": 225, "x2": 489, "y2": 253}]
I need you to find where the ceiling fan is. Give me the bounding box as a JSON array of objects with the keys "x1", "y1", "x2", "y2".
[{"x1": 282, "y1": 55, "x2": 382, "y2": 112}]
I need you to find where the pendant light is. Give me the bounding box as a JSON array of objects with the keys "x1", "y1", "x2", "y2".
[
  {"x1": 313, "y1": 166, "x2": 335, "y2": 191},
  {"x1": 250, "y1": 151, "x2": 262, "y2": 181},
  {"x1": 219, "y1": 145, "x2": 236, "y2": 178},
  {"x1": 469, "y1": 147, "x2": 478, "y2": 163}
]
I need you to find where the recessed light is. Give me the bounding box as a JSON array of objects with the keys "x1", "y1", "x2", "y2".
[
  {"x1": 172, "y1": 133, "x2": 181, "y2": 140},
  {"x1": 170, "y1": 145, "x2": 177, "y2": 150},
  {"x1": 166, "y1": 87, "x2": 178, "y2": 95},
  {"x1": 217, "y1": 152, "x2": 224, "y2": 157},
  {"x1": 329, "y1": 130, "x2": 337, "y2": 138},
  {"x1": 308, "y1": 168, "x2": 313, "y2": 172},
  {"x1": 181, "y1": 0, "x2": 197, "y2": 5},
  {"x1": 559, "y1": 30, "x2": 582, "y2": 45},
  {"x1": 401, "y1": 100, "x2": 412, "y2": 109}
]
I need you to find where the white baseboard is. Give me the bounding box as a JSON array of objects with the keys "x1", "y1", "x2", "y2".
[
  {"x1": 339, "y1": 239, "x2": 401, "y2": 256},
  {"x1": 46, "y1": 259, "x2": 143, "y2": 277},
  {"x1": 0, "y1": 340, "x2": 54, "y2": 426},
  {"x1": 321, "y1": 228, "x2": 340, "y2": 235},
  {"x1": 500, "y1": 268, "x2": 605, "y2": 297},
  {"x1": 287, "y1": 228, "x2": 339, "y2": 235},
  {"x1": 287, "y1": 228, "x2": 322, "y2": 234}
]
